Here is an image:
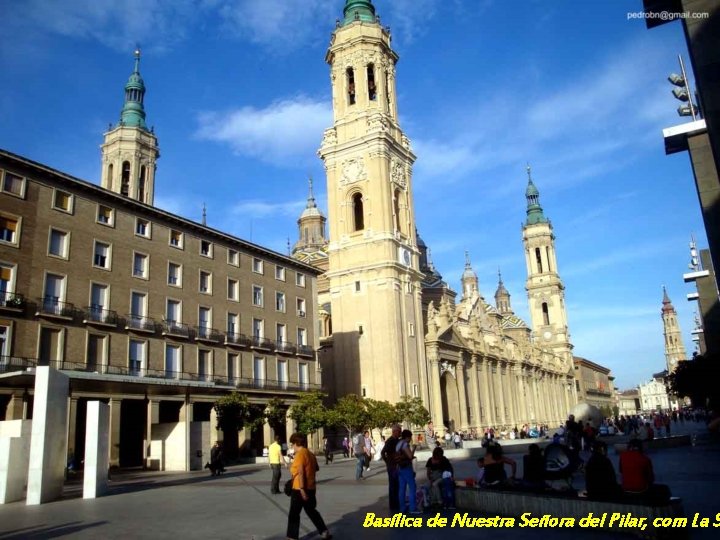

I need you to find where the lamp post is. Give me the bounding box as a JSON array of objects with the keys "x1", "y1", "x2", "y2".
[{"x1": 668, "y1": 54, "x2": 699, "y2": 120}]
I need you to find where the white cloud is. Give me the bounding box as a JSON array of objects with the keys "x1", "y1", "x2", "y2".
[
  {"x1": 562, "y1": 240, "x2": 676, "y2": 278},
  {"x1": 195, "y1": 96, "x2": 332, "y2": 164},
  {"x1": 232, "y1": 199, "x2": 306, "y2": 218}
]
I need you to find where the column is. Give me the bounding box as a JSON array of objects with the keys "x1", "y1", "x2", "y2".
[
  {"x1": 285, "y1": 414, "x2": 296, "y2": 438},
  {"x1": 494, "y1": 362, "x2": 506, "y2": 427},
  {"x1": 109, "y1": 398, "x2": 121, "y2": 468},
  {"x1": 6, "y1": 394, "x2": 25, "y2": 420},
  {"x1": 468, "y1": 354, "x2": 481, "y2": 429},
  {"x1": 263, "y1": 419, "x2": 272, "y2": 448},
  {"x1": 66, "y1": 397, "x2": 78, "y2": 463},
  {"x1": 180, "y1": 394, "x2": 193, "y2": 472},
  {"x1": 456, "y1": 361, "x2": 469, "y2": 430},
  {"x1": 481, "y1": 358, "x2": 495, "y2": 428},
  {"x1": 429, "y1": 358, "x2": 444, "y2": 428},
  {"x1": 515, "y1": 367, "x2": 527, "y2": 424},
  {"x1": 145, "y1": 400, "x2": 159, "y2": 469}
]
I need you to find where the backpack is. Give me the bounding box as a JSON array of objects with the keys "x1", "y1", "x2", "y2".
[{"x1": 393, "y1": 440, "x2": 412, "y2": 468}]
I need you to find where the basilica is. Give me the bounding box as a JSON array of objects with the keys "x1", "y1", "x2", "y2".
[{"x1": 292, "y1": 0, "x2": 577, "y2": 432}]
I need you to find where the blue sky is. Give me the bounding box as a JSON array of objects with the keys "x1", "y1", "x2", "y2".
[{"x1": 0, "y1": 0, "x2": 707, "y2": 390}]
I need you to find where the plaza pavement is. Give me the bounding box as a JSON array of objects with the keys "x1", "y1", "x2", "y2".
[{"x1": 0, "y1": 421, "x2": 717, "y2": 540}]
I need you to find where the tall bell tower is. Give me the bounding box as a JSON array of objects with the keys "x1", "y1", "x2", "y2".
[
  {"x1": 318, "y1": 0, "x2": 429, "y2": 404},
  {"x1": 661, "y1": 287, "x2": 688, "y2": 372},
  {"x1": 101, "y1": 49, "x2": 159, "y2": 206},
  {"x1": 522, "y1": 166, "x2": 573, "y2": 363}
]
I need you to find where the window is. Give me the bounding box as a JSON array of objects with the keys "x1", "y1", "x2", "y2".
[
  {"x1": 130, "y1": 291, "x2": 147, "y2": 318},
  {"x1": 0, "y1": 325, "x2": 10, "y2": 358},
  {"x1": 252, "y1": 318, "x2": 264, "y2": 338},
  {"x1": 129, "y1": 339, "x2": 146, "y2": 376},
  {"x1": 367, "y1": 63, "x2": 377, "y2": 100},
  {"x1": 276, "y1": 323, "x2": 287, "y2": 343},
  {"x1": 542, "y1": 302, "x2": 550, "y2": 326},
  {"x1": 252, "y1": 285, "x2": 263, "y2": 307},
  {"x1": 42, "y1": 273, "x2": 66, "y2": 313},
  {"x1": 86, "y1": 334, "x2": 106, "y2": 372},
  {"x1": 132, "y1": 252, "x2": 148, "y2": 279},
  {"x1": 299, "y1": 363, "x2": 309, "y2": 390},
  {"x1": 227, "y1": 313, "x2": 238, "y2": 335},
  {"x1": 97, "y1": 205, "x2": 113, "y2": 226},
  {"x1": 93, "y1": 241, "x2": 111, "y2": 269},
  {"x1": 199, "y1": 271, "x2": 212, "y2": 294},
  {"x1": 546, "y1": 246, "x2": 552, "y2": 272},
  {"x1": 276, "y1": 292, "x2": 286, "y2": 312},
  {"x1": 135, "y1": 218, "x2": 150, "y2": 238},
  {"x1": 0, "y1": 216, "x2": 19, "y2": 245},
  {"x1": 39, "y1": 327, "x2": 63, "y2": 363},
  {"x1": 48, "y1": 228, "x2": 68, "y2": 258},
  {"x1": 89, "y1": 283, "x2": 109, "y2": 319},
  {"x1": 2, "y1": 171, "x2": 25, "y2": 198},
  {"x1": 297, "y1": 298, "x2": 306, "y2": 317},
  {"x1": 408, "y1": 322, "x2": 415, "y2": 337},
  {"x1": 199, "y1": 306, "x2": 211, "y2": 329},
  {"x1": 253, "y1": 356, "x2": 265, "y2": 388},
  {"x1": 346, "y1": 67, "x2": 356, "y2": 105},
  {"x1": 278, "y1": 359, "x2": 288, "y2": 389},
  {"x1": 227, "y1": 249, "x2": 239, "y2": 266},
  {"x1": 355, "y1": 281, "x2": 361, "y2": 292},
  {"x1": 535, "y1": 247, "x2": 543, "y2": 273},
  {"x1": 227, "y1": 353, "x2": 238, "y2": 381},
  {"x1": 252, "y1": 258, "x2": 263, "y2": 274},
  {"x1": 200, "y1": 240, "x2": 212, "y2": 258},
  {"x1": 168, "y1": 262, "x2": 181, "y2": 287},
  {"x1": 165, "y1": 344, "x2": 181, "y2": 378},
  {"x1": 297, "y1": 327, "x2": 307, "y2": 346},
  {"x1": 166, "y1": 299, "x2": 181, "y2": 324},
  {"x1": 412, "y1": 383, "x2": 418, "y2": 398},
  {"x1": 0, "y1": 264, "x2": 16, "y2": 305},
  {"x1": 296, "y1": 272, "x2": 306, "y2": 287},
  {"x1": 169, "y1": 230, "x2": 183, "y2": 249},
  {"x1": 394, "y1": 189, "x2": 403, "y2": 233},
  {"x1": 275, "y1": 265, "x2": 286, "y2": 281},
  {"x1": 121, "y1": 161, "x2": 130, "y2": 197},
  {"x1": 198, "y1": 349, "x2": 211, "y2": 381},
  {"x1": 352, "y1": 193, "x2": 364, "y2": 231},
  {"x1": 228, "y1": 278, "x2": 239, "y2": 301},
  {"x1": 53, "y1": 190, "x2": 73, "y2": 212}
]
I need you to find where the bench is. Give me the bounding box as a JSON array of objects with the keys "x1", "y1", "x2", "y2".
[
  {"x1": 614, "y1": 435, "x2": 691, "y2": 454},
  {"x1": 455, "y1": 487, "x2": 685, "y2": 539}
]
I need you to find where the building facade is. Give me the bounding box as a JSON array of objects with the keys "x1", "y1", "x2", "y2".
[
  {"x1": 638, "y1": 374, "x2": 673, "y2": 412},
  {"x1": 0, "y1": 54, "x2": 322, "y2": 470},
  {"x1": 573, "y1": 356, "x2": 616, "y2": 413},
  {"x1": 298, "y1": 1, "x2": 577, "y2": 433}
]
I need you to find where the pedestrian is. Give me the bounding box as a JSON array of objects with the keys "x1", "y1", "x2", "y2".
[
  {"x1": 207, "y1": 441, "x2": 224, "y2": 476},
  {"x1": 395, "y1": 429, "x2": 420, "y2": 514},
  {"x1": 353, "y1": 430, "x2": 367, "y2": 480},
  {"x1": 323, "y1": 436, "x2": 333, "y2": 465},
  {"x1": 286, "y1": 432, "x2": 333, "y2": 540},
  {"x1": 381, "y1": 424, "x2": 401, "y2": 512},
  {"x1": 363, "y1": 430, "x2": 374, "y2": 471},
  {"x1": 341, "y1": 437, "x2": 349, "y2": 458},
  {"x1": 269, "y1": 435, "x2": 283, "y2": 494},
  {"x1": 424, "y1": 422, "x2": 437, "y2": 448}
]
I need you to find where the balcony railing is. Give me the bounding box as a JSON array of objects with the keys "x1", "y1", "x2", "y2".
[
  {"x1": 161, "y1": 321, "x2": 191, "y2": 338},
  {"x1": 36, "y1": 297, "x2": 74, "y2": 318},
  {"x1": 195, "y1": 326, "x2": 221, "y2": 342},
  {"x1": 125, "y1": 314, "x2": 156, "y2": 333},
  {"x1": 276, "y1": 340, "x2": 297, "y2": 354},
  {"x1": 297, "y1": 344, "x2": 314, "y2": 357},
  {"x1": 0, "y1": 291, "x2": 25, "y2": 310},
  {"x1": 0, "y1": 355, "x2": 36, "y2": 374},
  {"x1": 225, "y1": 332, "x2": 252, "y2": 347},
  {"x1": 251, "y1": 336, "x2": 276, "y2": 350},
  {"x1": 84, "y1": 306, "x2": 118, "y2": 326}
]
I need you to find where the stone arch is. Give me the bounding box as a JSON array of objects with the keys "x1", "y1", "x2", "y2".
[{"x1": 440, "y1": 370, "x2": 461, "y2": 433}]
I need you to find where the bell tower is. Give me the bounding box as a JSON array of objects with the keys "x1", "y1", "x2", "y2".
[
  {"x1": 101, "y1": 49, "x2": 159, "y2": 205},
  {"x1": 661, "y1": 287, "x2": 688, "y2": 372},
  {"x1": 318, "y1": 0, "x2": 429, "y2": 404},
  {"x1": 522, "y1": 166, "x2": 573, "y2": 363}
]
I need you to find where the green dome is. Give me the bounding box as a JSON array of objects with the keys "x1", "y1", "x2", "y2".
[
  {"x1": 524, "y1": 165, "x2": 548, "y2": 225},
  {"x1": 342, "y1": 0, "x2": 377, "y2": 26},
  {"x1": 119, "y1": 49, "x2": 148, "y2": 130}
]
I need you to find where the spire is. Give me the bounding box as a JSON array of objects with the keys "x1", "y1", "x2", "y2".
[
  {"x1": 202, "y1": 202, "x2": 207, "y2": 226},
  {"x1": 661, "y1": 285, "x2": 675, "y2": 313},
  {"x1": 495, "y1": 268, "x2": 512, "y2": 314},
  {"x1": 525, "y1": 164, "x2": 548, "y2": 225},
  {"x1": 342, "y1": 0, "x2": 377, "y2": 26},
  {"x1": 306, "y1": 176, "x2": 317, "y2": 209},
  {"x1": 119, "y1": 48, "x2": 148, "y2": 130},
  {"x1": 461, "y1": 250, "x2": 479, "y2": 300}
]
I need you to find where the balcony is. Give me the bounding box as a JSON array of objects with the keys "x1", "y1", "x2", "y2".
[
  {"x1": 37, "y1": 358, "x2": 104, "y2": 374},
  {"x1": 0, "y1": 291, "x2": 25, "y2": 312},
  {"x1": 276, "y1": 340, "x2": 297, "y2": 355},
  {"x1": 161, "y1": 321, "x2": 191, "y2": 339},
  {"x1": 83, "y1": 306, "x2": 118, "y2": 327},
  {"x1": 225, "y1": 332, "x2": 252, "y2": 348},
  {"x1": 125, "y1": 314, "x2": 156, "y2": 334},
  {"x1": 0, "y1": 355, "x2": 36, "y2": 374},
  {"x1": 297, "y1": 344, "x2": 314, "y2": 357},
  {"x1": 195, "y1": 326, "x2": 221, "y2": 343},
  {"x1": 251, "y1": 336, "x2": 276, "y2": 351},
  {"x1": 36, "y1": 297, "x2": 74, "y2": 319}
]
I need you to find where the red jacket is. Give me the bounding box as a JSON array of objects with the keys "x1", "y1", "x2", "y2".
[{"x1": 619, "y1": 450, "x2": 654, "y2": 492}]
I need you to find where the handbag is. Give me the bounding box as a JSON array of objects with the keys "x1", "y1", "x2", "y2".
[{"x1": 284, "y1": 479, "x2": 293, "y2": 496}]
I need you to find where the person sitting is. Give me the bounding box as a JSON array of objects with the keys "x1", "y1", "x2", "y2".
[
  {"x1": 522, "y1": 444, "x2": 545, "y2": 491},
  {"x1": 585, "y1": 440, "x2": 621, "y2": 501},
  {"x1": 477, "y1": 444, "x2": 516, "y2": 488},
  {"x1": 619, "y1": 439, "x2": 671, "y2": 504},
  {"x1": 425, "y1": 447, "x2": 455, "y2": 509}
]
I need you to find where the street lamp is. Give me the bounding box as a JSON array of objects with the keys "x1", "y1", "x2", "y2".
[{"x1": 668, "y1": 54, "x2": 699, "y2": 120}]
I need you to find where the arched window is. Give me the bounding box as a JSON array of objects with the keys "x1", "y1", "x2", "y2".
[
  {"x1": 542, "y1": 302, "x2": 550, "y2": 325},
  {"x1": 304, "y1": 227, "x2": 309, "y2": 243},
  {"x1": 107, "y1": 163, "x2": 114, "y2": 188},
  {"x1": 346, "y1": 67, "x2": 356, "y2": 105},
  {"x1": 546, "y1": 247, "x2": 552, "y2": 272},
  {"x1": 367, "y1": 64, "x2": 376, "y2": 101},
  {"x1": 535, "y1": 247, "x2": 543, "y2": 273},
  {"x1": 121, "y1": 161, "x2": 131, "y2": 197},
  {"x1": 352, "y1": 193, "x2": 364, "y2": 231},
  {"x1": 138, "y1": 165, "x2": 146, "y2": 202},
  {"x1": 393, "y1": 189, "x2": 402, "y2": 233}
]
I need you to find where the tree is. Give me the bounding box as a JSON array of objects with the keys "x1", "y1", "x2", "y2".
[
  {"x1": 365, "y1": 398, "x2": 401, "y2": 433},
  {"x1": 214, "y1": 391, "x2": 265, "y2": 433},
  {"x1": 666, "y1": 352, "x2": 720, "y2": 409},
  {"x1": 264, "y1": 397, "x2": 287, "y2": 433},
  {"x1": 328, "y1": 394, "x2": 371, "y2": 436},
  {"x1": 395, "y1": 395, "x2": 431, "y2": 428},
  {"x1": 288, "y1": 391, "x2": 328, "y2": 435}
]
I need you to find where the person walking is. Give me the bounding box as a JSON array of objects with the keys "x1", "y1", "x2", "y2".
[
  {"x1": 396, "y1": 429, "x2": 420, "y2": 514},
  {"x1": 269, "y1": 435, "x2": 283, "y2": 494},
  {"x1": 381, "y1": 424, "x2": 401, "y2": 512},
  {"x1": 286, "y1": 433, "x2": 332, "y2": 540},
  {"x1": 353, "y1": 430, "x2": 367, "y2": 480}
]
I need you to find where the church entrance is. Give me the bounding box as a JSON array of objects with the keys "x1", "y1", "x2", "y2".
[{"x1": 440, "y1": 370, "x2": 461, "y2": 433}]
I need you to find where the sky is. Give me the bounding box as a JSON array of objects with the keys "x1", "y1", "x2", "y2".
[{"x1": 0, "y1": 0, "x2": 709, "y2": 390}]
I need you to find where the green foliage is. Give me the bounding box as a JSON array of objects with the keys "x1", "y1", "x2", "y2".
[
  {"x1": 328, "y1": 394, "x2": 371, "y2": 435},
  {"x1": 612, "y1": 406, "x2": 620, "y2": 418},
  {"x1": 395, "y1": 395, "x2": 431, "y2": 428},
  {"x1": 214, "y1": 392, "x2": 265, "y2": 433},
  {"x1": 666, "y1": 353, "x2": 720, "y2": 409},
  {"x1": 264, "y1": 397, "x2": 287, "y2": 432},
  {"x1": 288, "y1": 391, "x2": 328, "y2": 435},
  {"x1": 365, "y1": 398, "x2": 401, "y2": 431}
]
